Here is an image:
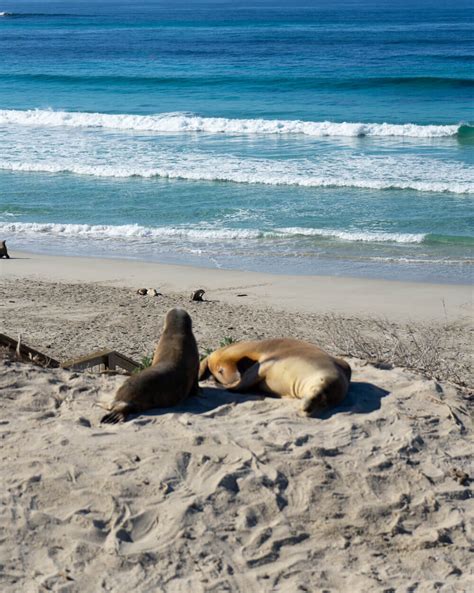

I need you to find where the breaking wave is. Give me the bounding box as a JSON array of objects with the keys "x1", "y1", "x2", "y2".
[
  {"x1": 276, "y1": 227, "x2": 426, "y2": 244},
  {"x1": 1, "y1": 160, "x2": 471, "y2": 194},
  {"x1": 0, "y1": 108, "x2": 467, "y2": 138},
  {"x1": 0, "y1": 221, "x2": 436, "y2": 244}
]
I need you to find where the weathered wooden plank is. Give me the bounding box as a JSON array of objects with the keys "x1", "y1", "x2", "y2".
[
  {"x1": 0, "y1": 333, "x2": 60, "y2": 368},
  {"x1": 0, "y1": 334, "x2": 140, "y2": 374},
  {"x1": 61, "y1": 349, "x2": 139, "y2": 373}
]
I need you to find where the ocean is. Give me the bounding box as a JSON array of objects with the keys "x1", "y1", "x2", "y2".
[{"x1": 0, "y1": 0, "x2": 472, "y2": 283}]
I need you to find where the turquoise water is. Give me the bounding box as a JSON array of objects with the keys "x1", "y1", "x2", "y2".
[{"x1": 0, "y1": 0, "x2": 473, "y2": 282}]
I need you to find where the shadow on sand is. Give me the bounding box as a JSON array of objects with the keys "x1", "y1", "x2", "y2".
[
  {"x1": 129, "y1": 381, "x2": 390, "y2": 423},
  {"x1": 317, "y1": 381, "x2": 390, "y2": 420}
]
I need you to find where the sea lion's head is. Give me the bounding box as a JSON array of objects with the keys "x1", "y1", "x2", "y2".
[
  {"x1": 163, "y1": 308, "x2": 193, "y2": 333},
  {"x1": 202, "y1": 353, "x2": 240, "y2": 386}
]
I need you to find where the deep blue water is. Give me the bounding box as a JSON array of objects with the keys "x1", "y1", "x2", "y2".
[{"x1": 0, "y1": 0, "x2": 472, "y2": 282}]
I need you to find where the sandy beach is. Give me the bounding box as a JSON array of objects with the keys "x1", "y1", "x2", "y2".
[
  {"x1": 2, "y1": 250, "x2": 472, "y2": 321},
  {"x1": 0, "y1": 251, "x2": 472, "y2": 592}
]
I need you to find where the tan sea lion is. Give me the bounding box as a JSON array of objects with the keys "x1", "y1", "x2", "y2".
[
  {"x1": 0, "y1": 240, "x2": 10, "y2": 259},
  {"x1": 199, "y1": 338, "x2": 351, "y2": 415},
  {"x1": 100, "y1": 308, "x2": 199, "y2": 424}
]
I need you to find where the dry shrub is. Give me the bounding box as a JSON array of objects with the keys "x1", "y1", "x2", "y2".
[{"x1": 319, "y1": 315, "x2": 472, "y2": 390}]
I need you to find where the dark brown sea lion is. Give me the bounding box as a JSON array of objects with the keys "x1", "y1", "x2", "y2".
[
  {"x1": 100, "y1": 308, "x2": 199, "y2": 424},
  {"x1": 0, "y1": 240, "x2": 10, "y2": 259},
  {"x1": 190, "y1": 289, "x2": 205, "y2": 302},
  {"x1": 199, "y1": 338, "x2": 351, "y2": 415}
]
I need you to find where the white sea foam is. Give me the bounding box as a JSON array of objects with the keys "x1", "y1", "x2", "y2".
[
  {"x1": 0, "y1": 108, "x2": 463, "y2": 138},
  {"x1": 1, "y1": 160, "x2": 471, "y2": 194},
  {"x1": 0, "y1": 221, "x2": 428, "y2": 244},
  {"x1": 276, "y1": 227, "x2": 426, "y2": 243},
  {"x1": 369, "y1": 256, "x2": 472, "y2": 265},
  {"x1": 0, "y1": 222, "x2": 263, "y2": 241}
]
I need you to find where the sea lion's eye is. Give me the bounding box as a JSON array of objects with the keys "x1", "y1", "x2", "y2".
[{"x1": 218, "y1": 368, "x2": 223, "y2": 374}]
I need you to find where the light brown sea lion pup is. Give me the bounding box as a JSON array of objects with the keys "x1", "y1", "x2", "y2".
[
  {"x1": 100, "y1": 308, "x2": 199, "y2": 424},
  {"x1": 0, "y1": 240, "x2": 10, "y2": 259},
  {"x1": 199, "y1": 338, "x2": 351, "y2": 415}
]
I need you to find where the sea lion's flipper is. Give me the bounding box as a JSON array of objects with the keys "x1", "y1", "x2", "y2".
[
  {"x1": 300, "y1": 375, "x2": 347, "y2": 416},
  {"x1": 226, "y1": 362, "x2": 263, "y2": 391},
  {"x1": 199, "y1": 356, "x2": 211, "y2": 381},
  {"x1": 100, "y1": 402, "x2": 136, "y2": 424},
  {"x1": 100, "y1": 411, "x2": 126, "y2": 424},
  {"x1": 301, "y1": 391, "x2": 328, "y2": 416}
]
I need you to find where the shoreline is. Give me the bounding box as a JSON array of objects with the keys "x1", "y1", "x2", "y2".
[
  {"x1": 1, "y1": 226, "x2": 472, "y2": 287},
  {"x1": 1, "y1": 249, "x2": 472, "y2": 322}
]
